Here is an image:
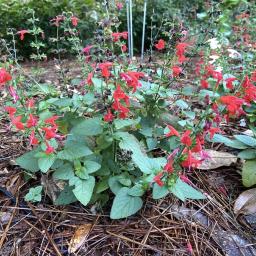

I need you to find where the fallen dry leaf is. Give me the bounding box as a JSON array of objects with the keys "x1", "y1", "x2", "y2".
[
  {"x1": 68, "y1": 224, "x2": 92, "y2": 253},
  {"x1": 234, "y1": 188, "x2": 256, "y2": 215},
  {"x1": 194, "y1": 149, "x2": 237, "y2": 170}
]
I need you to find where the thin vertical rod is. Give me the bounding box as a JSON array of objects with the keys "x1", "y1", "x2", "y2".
[
  {"x1": 129, "y1": 0, "x2": 133, "y2": 58},
  {"x1": 126, "y1": 0, "x2": 131, "y2": 58},
  {"x1": 141, "y1": 0, "x2": 147, "y2": 60}
]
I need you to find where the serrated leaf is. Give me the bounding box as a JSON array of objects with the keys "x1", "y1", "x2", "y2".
[
  {"x1": 110, "y1": 187, "x2": 143, "y2": 219},
  {"x1": 152, "y1": 184, "x2": 169, "y2": 199},
  {"x1": 38, "y1": 154, "x2": 56, "y2": 173},
  {"x1": 242, "y1": 160, "x2": 256, "y2": 187},
  {"x1": 72, "y1": 176, "x2": 95, "y2": 206},
  {"x1": 170, "y1": 178, "x2": 206, "y2": 201},
  {"x1": 71, "y1": 117, "x2": 103, "y2": 136},
  {"x1": 16, "y1": 150, "x2": 40, "y2": 173}
]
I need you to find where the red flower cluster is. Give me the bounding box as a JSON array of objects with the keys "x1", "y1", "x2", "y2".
[
  {"x1": 112, "y1": 85, "x2": 130, "y2": 119},
  {"x1": 120, "y1": 71, "x2": 144, "y2": 92},
  {"x1": 17, "y1": 30, "x2": 29, "y2": 41},
  {"x1": 0, "y1": 68, "x2": 12, "y2": 86},
  {"x1": 176, "y1": 43, "x2": 189, "y2": 63},
  {"x1": 155, "y1": 39, "x2": 165, "y2": 50},
  {"x1": 71, "y1": 16, "x2": 79, "y2": 26},
  {"x1": 172, "y1": 66, "x2": 182, "y2": 78},
  {"x1": 99, "y1": 62, "x2": 112, "y2": 78},
  {"x1": 219, "y1": 95, "x2": 246, "y2": 117},
  {"x1": 112, "y1": 32, "x2": 128, "y2": 42}
]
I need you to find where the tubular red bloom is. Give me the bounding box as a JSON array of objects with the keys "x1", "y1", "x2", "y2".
[
  {"x1": 86, "y1": 72, "x2": 93, "y2": 85},
  {"x1": 163, "y1": 160, "x2": 174, "y2": 173},
  {"x1": 251, "y1": 70, "x2": 256, "y2": 82},
  {"x1": 29, "y1": 131, "x2": 39, "y2": 146},
  {"x1": 208, "y1": 127, "x2": 221, "y2": 139},
  {"x1": 45, "y1": 116, "x2": 58, "y2": 127},
  {"x1": 12, "y1": 115, "x2": 24, "y2": 130},
  {"x1": 26, "y1": 99, "x2": 35, "y2": 108},
  {"x1": 121, "y1": 44, "x2": 127, "y2": 52},
  {"x1": 180, "y1": 174, "x2": 192, "y2": 184},
  {"x1": 181, "y1": 150, "x2": 201, "y2": 169},
  {"x1": 165, "y1": 125, "x2": 180, "y2": 137},
  {"x1": 99, "y1": 62, "x2": 112, "y2": 78},
  {"x1": 116, "y1": 2, "x2": 123, "y2": 10},
  {"x1": 27, "y1": 114, "x2": 38, "y2": 128},
  {"x1": 112, "y1": 32, "x2": 128, "y2": 42},
  {"x1": 82, "y1": 45, "x2": 93, "y2": 55},
  {"x1": 120, "y1": 71, "x2": 144, "y2": 93},
  {"x1": 104, "y1": 109, "x2": 114, "y2": 122},
  {"x1": 181, "y1": 130, "x2": 192, "y2": 147},
  {"x1": 225, "y1": 77, "x2": 237, "y2": 90},
  {"x1": 155, "y1": 39, "x2": 165, "y2": 50},
  {"x1": 176, "y1": 42, "x2": 189, "y2": 63},
  {"x1": 220, "y1": 95, "x2": 246, "y2": 116},
  {"x1": 45, "y1": 142, "x2": 54, "y2": 155},
  {"x1": 0, "y1": 68, "x2": 12, "y2": 86},
  {"x1": 51, "y1": 15, "x2": 65, "y2": 27},
  {"x1": 42, "y1": 127, "x2": 57, "y2": 140},
  {"x1": 8, "y1": 86, "x2": 19, "y2": 103},
  {"x1": 172, "y1": 66, "x2": 182, "y2": 78},
  {"x1": 113, "y1": 85, "x2": 130, "y2": 106},
  {"x1": 191, "y1": 137, "x2": 202, "y2": 153},
  {"x1": 200, "y1": 79, "x2": 209, "y2": 89},
  {"x1": 71, "y1": 16, "x2": 79, "y2": 26},
  {"x1": 153, "y1": 172, "x2": 164, "y2": 187},
  {"x1": 5, "y1": 106, "x2": 16, "y2": 117},
  {"x1": 17, "y1": 30, "x2": 29, "y2": 40}
]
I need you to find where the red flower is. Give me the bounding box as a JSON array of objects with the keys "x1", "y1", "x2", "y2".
[
  {"x1": 200, "y1": 79, "x2": 209, "y2": 89},
  {"x1": 172, "y1": 66, "x2": 182, "y2": 78},
  {"x1": 113, "y1": 85, "x2": 130, "y2": 106},
  {"x1": 121, "y1": 44, "x2": 127, "y2": 52},
  {"x1": 181, "y1": 130, "x2": 192, "y2": 147},
  {"x1": 17, "y1": 30, "x2": 29, "y2": 40},
  {"x1": 26, "y1": 99, "x2": 35, "y2": 108},
  {"x1": 191, "y1": 137, "x2": 202, "y2": 153},
  {"x1": 251, "y1": 70, "x2": 256, "y2": 82},
  {"x1": 0, "y1": 68, "x2": 12, "y2": 86},
  {"x1": 225, "y1": 77, "x2": 237, "y2": 90},
  {"x1": 29, "y1": 131, "x2": 39, "y2": 146},
  {"x1": 120, "y1": 71, "x2": 144, "y2": 92},
  {"x1": 82, "y1": 45, "x2": 93, "y2": 55},
  {"x1": 176, "y1": 42, "x2": 189, "y2": 63},
  {"x1": 220, "y1": 95, "x2": 245, "y2": 116},
  {"x1": 179, "y1": 174, "x2": 192, "y2": 184},
  {"x1": 86, "y1": 72, "x2": 93, "y2": 85},
  {"x1": 42, "y1": 127, "x2": 57, "y2": 140},
  {"x1": 27, "y1": 114, "x2": 38, "y2": 128},
  {"x1": 116, "y1": 2, "x2": 123, "y2": 10},
  {"x1": 112, "y1": 32, "x2": 128, "y2": 42},
  {"x1": 45, "y1": 116, "x2": 58, "y2": 128},
  {"x1": 8, "y1": 86, "x2": 19, "y2": 103},
  {"x1": 104, "y1": 109, "x2": 114, "y2": 122},
  {"x1": 155, "y1": 39, "x2": 165, "y2": 50},
  {"x1": 5, "y1": 106, "x2": 16, "y2": 117},
  {"x1": 99, "y1": 62, "x2": 112, "y2": 78},
  {"x1": 208, "y1": 127, "x2": 221, "y2": 139},
  {"x1": 12, "y1": 116, "x2": 24, "y2": 130},
  {"x1": 71, "y1": 16, "x2": 79, "y2": 26},
  {"x1": 163, "y1": 160, "x2": 174, "y2": 173},
  {"x1": 181, "y1": 150, "x2": 201, "y2": 169},
  {"x1": 165, "y1": 125, "x2": 179, "y2": 137},
  {"x1": 153, "y1": 172, "x2": 164, "y2": 186},
  {"x1": 45, "y1": 142, "x2": 54, "y2": 155},
  {"x1": 51, "y1": 15, "x2": 65, "y2": 27}
]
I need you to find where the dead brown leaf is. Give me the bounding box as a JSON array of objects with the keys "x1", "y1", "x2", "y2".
[
  {"x1": 234, "y1": 188, "x2": 256, "y2": 215},
  {"x1": 68, "y1": 224, "x2": 92, "y2": 254},
  {"x1": 194, "y1": 149, "x2": 237, "y2": 170}
]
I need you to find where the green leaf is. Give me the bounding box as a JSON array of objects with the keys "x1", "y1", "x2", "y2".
[
  {"x1": 110, "y1": 187, "x2": 143, "y2": 219},
  {"x1": 54, "y1": 185, "x2": 77, "y2": 205},
  {"x1": 114, "y1": 118, "x2": 140, "y2": 130},
  {"x1": 84, "y1": 160, "x2": 101, "y2": 174},
  {"x1": 170, "y1": 178, "x2": 206, "y2": 201},
  {"x1": 95, "y1": 177, "x2": 109, "y2": 193},
  {"x1": 16, "y1": 150, "x2": 39, "y2": 173},
  {"x1": 238, "y1": 149, "x2": 256, "y2": 160},
  {"x1": 242, "y1": 160, "x2": 256, "y2": 187},
  {"x1": 212, "y1": 134, "x2": 248, "y2": 149},
  {"x1": 38, "y1": 154, "x2": 56, "y2": 173},
  {"x1": 53, "y1": 163, "x2": 74, "y2": 180},
  {"x1": 71, "y1": 117, "x2": 103, "y2": 136},
  {"x1": 128, "y1": 184, "x2": 145, "y2": 197},
  {"x1": 72, "y1": 176, "x2": 95, "y2": 206},
  {"x1": 25, "y1": 186, "x2": 43, "y2": 202},
  {"x1": 175, "y1": 99, "x2": 189, "y2": 109},
  {"x1": 52, "y1": 98, "x2": 73, "y2": 107},
  {"x1": 108, "y1": 176, "x2": 123, "y2": 195},
  {"x1": 234, "y1": 135, "x2": 256, "y2": 147},
  {"x1": 117, "y1": 174, "x2": 132, "y2": 186},
  {"x1": 57, "y1": 144, "x2": 92, "y2": 161},
  {"x1": 152, "y1": 184, "x2": 169, "y2": 199}
]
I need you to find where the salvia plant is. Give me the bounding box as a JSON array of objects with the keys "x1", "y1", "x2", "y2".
[{"x1": 1, "y1": 2, "x2": 256, "y2": 219}]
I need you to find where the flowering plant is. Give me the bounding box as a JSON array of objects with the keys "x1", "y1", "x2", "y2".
[{"x1": 1, "y1": 4, "x2": 256, "y2": 219}]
